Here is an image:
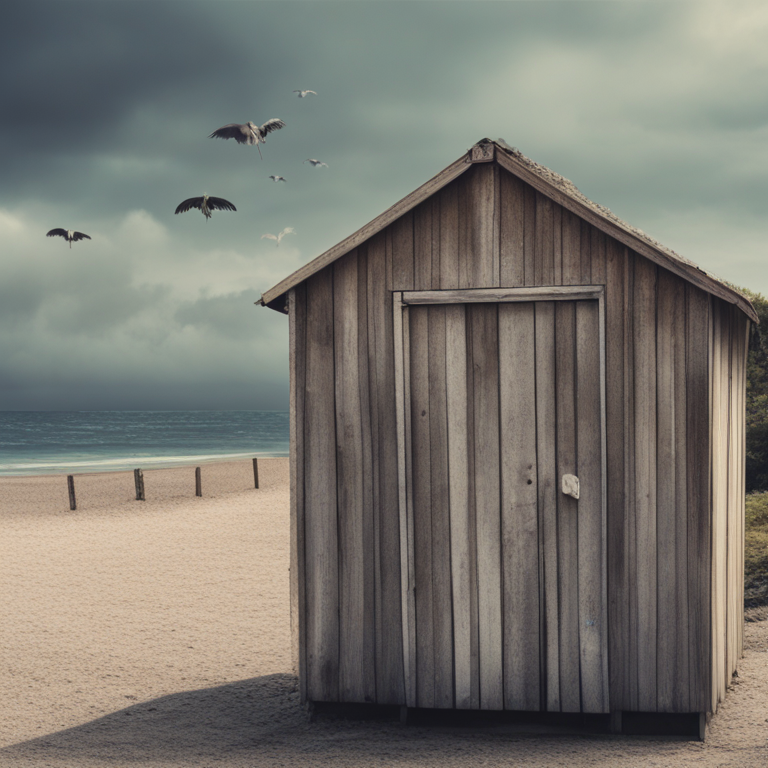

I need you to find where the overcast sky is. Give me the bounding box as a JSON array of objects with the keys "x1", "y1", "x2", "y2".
[{"x1": 2, "y1": 0, "x2": 767, "y2": 411}]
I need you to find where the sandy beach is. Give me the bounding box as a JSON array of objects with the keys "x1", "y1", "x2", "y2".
[{"x1": 1, "y1": 458, "x2": 766, "y2": 767}]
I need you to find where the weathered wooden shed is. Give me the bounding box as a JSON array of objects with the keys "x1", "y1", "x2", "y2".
[{"x1": 259, "y1": 138, "x2": 756, "y2": 733}]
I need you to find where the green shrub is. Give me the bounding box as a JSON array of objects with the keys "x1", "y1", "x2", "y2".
[{"x1": 745, "y1": 492, "x2": 768, "y2": 608}]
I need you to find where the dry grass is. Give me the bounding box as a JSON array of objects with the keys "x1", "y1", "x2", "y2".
[{"x1": 745, "y1": 491, "x2": 768, "y2": 613}]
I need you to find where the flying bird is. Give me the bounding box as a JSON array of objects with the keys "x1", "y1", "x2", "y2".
[
  {"x1": 175, "y1": 195, "x2": 236, "y2": 221},
  {"x1": 268, "y1": 175, "x2": 287, "y2": 183},
  {"x1": 261, "y1": 227, "x2": 295, "y2": 246},
  {"x1": 208, "y1": 119, "x2": 286, "y2": 158},
  {"x1": 304, "y1": 159, "x2": 328, "y2": 168},
  {"x1": 46, "y1": 229, "x2": 91, "y2": 248},
  {"x1": 293, "y1": 90, "x2": 317, "y2": 98}
]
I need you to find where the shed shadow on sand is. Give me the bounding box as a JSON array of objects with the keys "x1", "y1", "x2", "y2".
[{"x1": 0, "y1": 672, "x2": 713, "y2": 766}]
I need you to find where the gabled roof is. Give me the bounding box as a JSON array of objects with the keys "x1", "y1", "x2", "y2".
[{"x1": 259, "y1": 138, "x2": 757, "y2": 323}]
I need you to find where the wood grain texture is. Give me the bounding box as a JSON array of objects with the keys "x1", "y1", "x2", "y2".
[
  {"x1": 633, "y1": 257, "x2": 658, "y2": 711},
  {"x1": 414, "y1": 199, "x2": 435, "y2": 291},
  {"x1": 403, "y1": 286, "x2": 604, "y2": 305},
  {"x1": 445, "y1": 305, "x2": 471, "y2": 708},
  {"x1": 535, "y1": 301, "x2": 560, "y2": 711},
  {"x1": 391, "y1": 211, "x2": 414, "y2": 291},
  {"x1": 439, "y1": 182, "x2": 460, "y2": 289},
  {"x1": 410, "y1": 305, "x2": 435, "y2": 708},
  {"x1": 498, "y1": 302, "x2": 540, "y2": 711},
  {"x1": 289, "y1": 286, "x2": 308, "y2": 702},
  {"x1": 499, "y1": 169, "x2": 525, "y2": 286},
  {"x1": 554, "y1": 301, "x2": 580, "y2": 713},
  {"x1": 367, "y1": 232, "x2": 406, "y2": 704},
  {"x1": 429, "y1": 307, "x2": 454, "y2": 707},
  {"x1": 605, "y1": 241, "x2": 627, "y2": 711},
  {"x1": 686, "y1": 286, "x2": 711, "y2": 713},
  {"x1": 561, "y1": 209, "x2": 582, "y2": 286},
  {"x1": 576, "y1": 300, "x2": 607, "y2": 713},
  {"x1": 304, "y1": 267, "x2": 339, "y2": 702},
  {"x1": 524, "y1": 184, "x2": 537, "y2": 287},
  {"x1": 470, "y1": 303, "x2": 504, "y2": 709},
  {"x1": 466, "y1": 163, "x2": 498, "y2": 288},
  {"x1": 534, "y1": 192, "x2": 555, "y2": 285}
]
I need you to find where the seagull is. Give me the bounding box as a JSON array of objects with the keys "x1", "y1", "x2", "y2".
[
  {"x1": 175, "y1": 195, "x2": 236, "y2": 221},
  {"x1": 293, "y1": 90, "x2": 317, "y2": 98},
  {"x1": 261, "y1": 227, "x2": 295, "y2": 246},
  {"x1": 304, "y1": 159, "x2": 328, "y2": 168},
  {"x1": 46, "y1": 229, "x2": 91, "y2": 248},
  {"x1": 268, "y1": 175, "x2": 287, "y2": 183},
  {"x1": 208, "y1": 119, "x2": 286, "y2": 159}
]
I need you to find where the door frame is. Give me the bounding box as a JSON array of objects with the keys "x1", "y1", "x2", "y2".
[{"x1": 393, "y1": 285, "x2": 608, "y2": 710}]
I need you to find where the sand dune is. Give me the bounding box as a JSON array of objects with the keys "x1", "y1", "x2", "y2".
[{"x1": 1, "y1": 458, "x2": 766, "y2": 767}]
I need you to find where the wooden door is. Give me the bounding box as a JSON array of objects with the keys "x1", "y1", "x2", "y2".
[{"x1": 394, "y1": 289, "x2": 608, "y2": 713}]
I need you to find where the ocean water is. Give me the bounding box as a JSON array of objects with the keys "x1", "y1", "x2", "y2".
[{"x1": 0, "y1": 411, "x2": 290, "y2": 476}]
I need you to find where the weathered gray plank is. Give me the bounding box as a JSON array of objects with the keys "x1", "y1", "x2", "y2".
[
  {"x1": 553, "y1": 204, "x2": 563, "y2": 285},
  {"x1": 580, "y1": 220, "x2": 591, "y2": 284},
  {"x1": 333, "y1": 252, "x2": 372, "y2": 703},
  {"x1": 403, "y1": 286, "x2": 603, "y2": 305},
  {"x1": 439, "y1": 182, "x2": 460, "y2": 289},
  {"x1": 414, "y1": 199, "x2": 434, "y2": 291},
  {"x1": 470, "y1": 303, "x2": 503, "y2": 709},
  {"x1": 605, "y1": 241, "x2": 627, "y2": 712},
  {"x1": 391, "y1": 211, "x2": 414, "y2": 291},
  {"x1": 466, "y1": 163, "x2": 498, "y2": 288},
  {"x1": 289, "y1": 285, "x2": 308, "y2": 702},
  {"x1": 445, "y1": 304, "x2": 471, "y2": 708},
  {"x1": 561, "y1": 210, "x2": 581, "y2": 286},
  {"x1": 673, "y1": 276, "x2": 690, "y2": 712},
  {"x1": 633, "y1": 257, "x2": 657, "y2": 711},
  {"x1": 656, "y1": 269, "x2": 678, "y2": 712},
  {"x1": 410, "y1": 305, "x2": 435, "y2": 708},
  {"x1": 576, "y1": 299, "x2": 607, "y2": 713},
  {"x1": 367, "y1": 231, "x2": 406, "y2": 704},
  {"x1": 555, "y1": 301, "x2": 580, "y2": 712},
  {"x1": 524, "y1": 184, "x2": 537, "y2": 286},
  {"x1": 429, "y1": 306, "x2": 454, "y2": 708},
  {"x1": 686, "y1": 285, "x2": 711, "y2": 712},
  {"x1": 498, "y1": 301, "x2": 540, "y2": 711},
  {"x1": 535, "y1": 192, "x2": 555, "y2": 285},
  {"x1": 499, "y1": 169, "x2": 525, "y2": 286},
  {"x1": 535, "y1": 301, "x2": 560, "y2": 711},
  {"x1": 304, "y1": 267, "x2": 339, "y2": 702}
]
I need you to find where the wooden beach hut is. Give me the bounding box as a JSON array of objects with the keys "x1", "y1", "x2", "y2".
[{"x1": 259, "y1": 138, "x2": 756, "y2": 735}]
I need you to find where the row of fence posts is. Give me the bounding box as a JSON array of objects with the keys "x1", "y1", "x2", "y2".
[{"x1": 66, "y1": 458, "x2": 261, "y2": 511}]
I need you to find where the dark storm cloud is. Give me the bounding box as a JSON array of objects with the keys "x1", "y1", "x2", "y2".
[{"x1": 175, "y1": 288, "x2": 265, "y2": 340}]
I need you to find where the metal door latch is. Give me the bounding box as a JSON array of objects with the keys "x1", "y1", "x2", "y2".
[{"x1": 562, "y1": 474, "x2": 580, "y2": 500}]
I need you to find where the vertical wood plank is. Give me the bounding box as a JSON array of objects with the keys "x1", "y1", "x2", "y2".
[
  {"x1": 633, "y1": 258, "x2": 657, "y2": 711},
  {"x1": 446, "y1": 305, "x2": 471, "y2": 708},
  {"x1": 289, "y1": 286, "x2": 308, "y2": 702},
  {"x1": 673, "y1": 276, "x2": 690, "y2": 712},
  {"x1": 580, "y1": 220, "x2": 592, "y2": 284},
  {"x1": 686, "y1": 286, "x2": 711, "y2": 712},
  {"x1": 554, "y1": 301, "x2": 580, "y2": 712},
  {"x1": 470, "y1": 303, "x2": 503, "y2": 709},
  {"x1": 590, "y1": 229, "x2": 606, "y2": 286},
  {"x1": 410, "y1": 305, "x2": 434, "y2": 708},
  {"x1": 553, "y1": 204, "x2": 563, "y2": 285},
  {"x1": 576, "y1": 300, "x2": 607, "y2": 713},
  {"x1": 605, "y1": 242, "x2": 627, "y2": 711},
  {"x1": 334, "y1": 252, "x2": 373, "y2": 703},
  {"x1": 429, "y1": 306, "x2": 454, "y2": 708},
  {"x1": 561, "y1": 210, "x2": 581, "y2": 286},
  {"x1": 524, "y1": 184, "x2": 537, "y2": 286},
  {"x1": 304, "y1": 267, "x2": 339, "y2": 702},
  {"x1": 466, "y1": 164, "x2": 498, "y2": 288},
  {"x1": 656, "y1": 270, "x2": 677, "y2": 712},
  {"x1": 439, "y1": 182, "x2": 460, "y2": 289},
  {"x1": 499, "y1": 170, "x2": 525, "y2": 287},
  {"x1": 499, "y1": 302, "x2": 540, "y2": 711},
  {"x1": 356, "y1": 251, "x2": 377, "y2": 703},
  {"x1": 367, "y1": 232, "x2": 406, "y2": 704},
  {"x1": 391, "y1": 211, "x2": 414, "y2": 291},
  {"x1": 535, "y1": 301, "x2": 560, "y2": 711},
  {"x1": 534, "y1": 193, "x2": 554, "y2": 286},
  {"x1": 414, "y1": 200, "x2": 434, "y2": 291}
]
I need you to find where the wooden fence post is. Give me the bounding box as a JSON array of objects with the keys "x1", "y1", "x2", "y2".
[
  {"x1": 67, "y1": 475, "x2": 76, "y2": 511},
  {"x1": 252, "y1": 458, "x2": 259, "y2": 489},
  {"x1": 195, "y1": 466, "x2": 202, "y2": 497},
  {"x1": 134, "y1": 468, "x2": 145, "y2": 501}
]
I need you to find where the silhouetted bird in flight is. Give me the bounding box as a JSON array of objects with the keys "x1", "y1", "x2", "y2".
[
  {"x1": 46, "y1": 229, "x2": 91, "y2": 248},
  {"x1": 175, "y1": 195, "x2": 236, "y2": 221},
  {"x1": 208, "y1": 119, "x2": 286, "y2": 159}
]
